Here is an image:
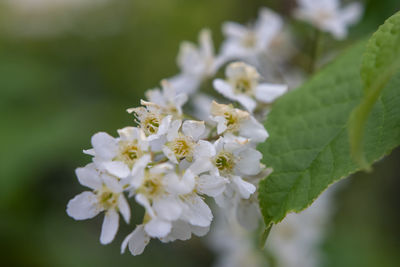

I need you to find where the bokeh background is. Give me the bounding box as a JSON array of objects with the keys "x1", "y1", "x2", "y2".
[{"x1": 1, "y1": 0, "x2": 399, "y2": 266}]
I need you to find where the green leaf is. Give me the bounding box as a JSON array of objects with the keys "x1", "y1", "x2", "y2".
[
  {"x1": 258, "y1": 41, "x2": 400, "y2": 227},
  {"x1": 349, "y1": 11, "x2": 400, "y2": 170}
]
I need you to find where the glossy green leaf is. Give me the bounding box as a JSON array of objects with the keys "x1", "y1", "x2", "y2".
[
  {"x1": 258, "y1": 41, "x2": 400, "y2": 227},
  {"x1": 349, "y1": 11, "x2": 400, "y2": 170}
]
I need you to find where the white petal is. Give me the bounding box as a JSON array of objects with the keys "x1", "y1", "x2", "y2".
[
  {"x1": 149, "y1": 136, "x2": 166, "y2": 151},
  {"x1": 213, "y1": 79, "x2": 236, "y2": 100},
  {"x1": 164, "y1": 172, "x2": 195, "y2": 195},
  {"x1": 213, "y1": 137, "x2": 225, "y2": 152},
  {"x1": 168, "y1": 73, "x2": 201, "y2": 95},
  {"x1": 149, "y1": 162, "x2": 174, "y2": 174},
  {"x1": 236, "y1": 94, "x2": 257, "y2": 113},
  {"x1": 237, "y1": 200, "x2": 260, "y2": 230},
  {"x1": 191, "y1": 225, "x2": 210, "y2": 237},
  {"x1": 122, "y1": 225, "x2": 150, "y2": 255},
  {"x1": 145, "y1": 218, "x2": 172, "y2": 238},
  {"x1": 135, "y1": 194, "x2": 155, "y2": 217},
  {"x1": 232, "y1": 176, "x2": 256, "y2": 199},
  {"x1": 237, "y1": 148, "x2": 262, "y2": 176},
  {"x1": 153, "y1": 197, "x2": 182, "y2": 221},
  {"x1": 102, "y1": 174, "x2": 123, "y2": 192},
  {"x1": 103, "y1": 161, "x2": 130, "y2": 178},
  {"x1": 222, "y1": 21, "x2": 248, "y2": 39},
  {"x1": 188, "y1": 158, "x2": 213, "y2": 175},
  {"x1": 83, "y1": 148, "x2": 95, "y2": 156},
  {"x1": 340, "y1": 3, "x2": 363, "y2": 25},
  {"x1": 75, "y1": 163, "x2": 102, "y2": 190},
  {"x1": 182, "y1": 120, "x2": 205, "y2": 140},
  {"x1": 193, "y1": 140, "x2": 215, "y2": 159},
  {"x1": 181, "y1": 194, "x2": 213, "y2": 227},
  {"x1": 325, "y1": 19, "x2": 348, "y2": 40},
  {"x1": 256, "y1": 8, "x2": 283, "y2": 50},
  {"x1": 118, "y1": 195, "x2": 131, "y2": 223},
  {"x1": 129, "y1": 154, "x2": 151, "y2": 188},
  {"x1": 166, "y1": 120, "x2": 182, "y2": 141},
  {"x1": 197, "y1": 174, "x2": 227, "y2": 197},
  {"x1": 148, "y1": 115, "x2": 172, "y2": 141},
  {"x1": 255, "y1": 83, "x2": 287, "y2": 103},
  {"x1": 214, "y1": 191, "x2": 233, "y2": 209},
  {"x1": 146, "y1": 88, "x2": 165, "y2": 106},
  {"x1": 91, "y1": 132, "x2": 118, "y2": 159},
  {"x1": 161, "y1": 79, "x2": 176, "y2": 99},
  {"x1": 239, "y1": 116, "x2": 269, "y2": 143},
  {"x1": 162, "y1": 146, "x2": 178, "y2": 164},
  {"x1": 199, "y1": 28, "x2": 214, "y2": 61},
  {"x1": 117, "y1": 127, "x2": 139, "y2": 142},
  {"x1": 66, "y1": 191, "x2": 102, "y2": 220},
  {"x1": 161, "y1": 220, "x2": 192, "y2": 242},
  {"x1": 100, "y1": 209, "x2": 119, "y2": 244},
  {"x1": 212, "y1": 115, "x2": 228, "y2": 134},
  {"x1": 174, "y1": 93, "x2": 189, "y2": 111}
]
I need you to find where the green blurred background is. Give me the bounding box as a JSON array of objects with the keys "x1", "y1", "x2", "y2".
[{"x1": 0, "y1": 0, "x2": 399, "y2": 266}]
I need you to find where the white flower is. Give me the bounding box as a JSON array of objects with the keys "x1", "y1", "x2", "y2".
[
  {"x1": 66, "y1": 163, "x2": 130, "y2": 245},
  {"x1": 145, "y1": 80, "x2": 188, "y2": 117},
  {"x1": 220, "y1": 7, "x2": 284, "y2": 64},
  {"x1": 162, "y1": 120, "x2": 206, "y2": 163},
  {"x1": 84, "y1": 127, "x2": 150, "y2": 179},
  {"x1": 121, "y1": 160, "x2": 216, "y2": 255},
  {"x1": 294, "y1": 0, "x2": 363, "y2": 40},
  {"x1": 213, "y1": 62, "x2": 287, "y2": 112},
  {"x1": 132, "y1": 163, "x2": 195, "y2": 238},
  {"x1": 198, "y1": 135, "x2": 261, "y2": 201},
  {"x1": 169, "y1": 29, "x2": 222, "y2": 95},
  {"x1": 127, "y1": 100, "x2": 172, "y2": 141},
  {"x1": 210, "y1": 101, "x2": 268, "y2": 143}
]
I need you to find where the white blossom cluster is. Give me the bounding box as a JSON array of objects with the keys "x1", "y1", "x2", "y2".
[{"x1": 66, "y1": 0, "x2": 363, "y2": 259}]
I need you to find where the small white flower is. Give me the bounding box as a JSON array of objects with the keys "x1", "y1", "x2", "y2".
[
  {"x1": 127, "y1": 100, "x2": 172, "y2": 142},
  {"x1": 294, "y1": 0, "x2": 363, "y2": 40},
  {"x1": 84, "y1": 127, "x2": 150, "y2": 179},
  {"x1": 163, "y1": 120, "x2": 206, "y2": 163},
  {"x1": 220, "y1": 7, "x2": 284, "y2": 63},
  {"x1": 213, "y1": 62, "x2": 287, "y2": 112},
  {"x1": 131, "y1": 163, "x2": 196, "y2": 238},
  {"x1": 145, "y1": 80, "x2": 188, "y2": 117},
  {"x1": 198, "y1": 135, "x2": 262, "y2": 201},
  {"x1": 169, "y1": 29, "x2": 222, "y2": 95},
  {"x1": 66, "y1": 163, "x2": 130, "y2": 245},
  {"x1": 210, "y1": 101, "x2": 268, "y2": 143}
]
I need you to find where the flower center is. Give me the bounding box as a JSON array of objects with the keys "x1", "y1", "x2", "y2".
[
  {"x1": 224, "y1": 112, "x2": 239, "y2": 131},
  {"x1": 115, "y1": 140, "x2": 143, "y2": 168},
  {"x1": 138, "y1": 172, "x2": 163, "y2": 199},
  {"x1": 143, "y1": 116, "x2": 160, "y2": 135},
  {"x1": 171, "y1": 137, "x2": 194, "y2": 161},
  {"x1": 214, "y1": 151, "x2": 235, "y2": 174},
  {"x1": 97, "y1": 188, "x2": 119, "y2": 210},
  {"x1": 234, "y1": 78, "x2": 253, "y2": 94}
]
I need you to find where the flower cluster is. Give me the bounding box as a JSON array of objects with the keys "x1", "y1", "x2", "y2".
[
  {"x1": 66, "y1": 0, "x2": 363, "y2": 258},
  {"x1": 67, "y1": 69, "x2": 274, "y2": 254}
]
